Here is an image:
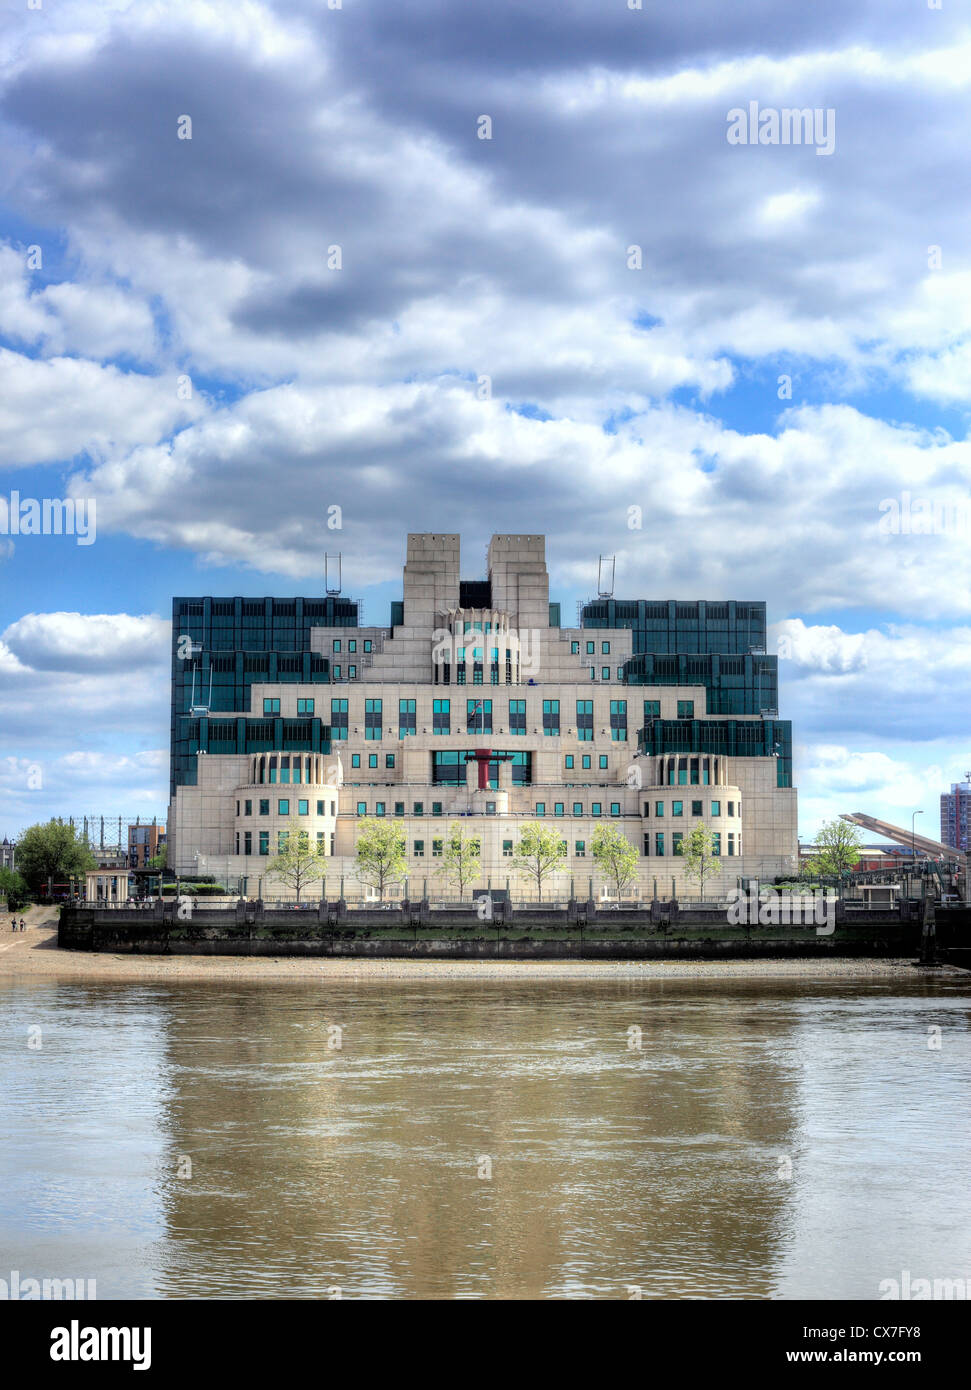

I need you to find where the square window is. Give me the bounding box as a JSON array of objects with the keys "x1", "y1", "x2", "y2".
[
  {"x1": 297, "y1": 698, "x2": 314, "y2": 715},
  {"x1": 263, "y1": 697, "x2": 280, "y2": 715}
]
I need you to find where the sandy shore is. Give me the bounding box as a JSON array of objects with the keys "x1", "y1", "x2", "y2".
[{"x1": 0, "y1": 905, "x2": 952, "y2": 984}]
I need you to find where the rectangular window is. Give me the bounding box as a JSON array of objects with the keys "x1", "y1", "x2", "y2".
[
  {"x1": 602, "y1": 641, "x2": 610, "y2": 655},
  {"x1": 433, "y1": 698, "x2": 450, "y2": 735},
  {"x1": 333, "y1": 640, "x2": 341, "y2": 653},
  {"x1": 692, "y1": 800, "x2": 703, "y2": 816},
  {"x1": 278, "y1": 831, "x2": 289, "y2": 853},
  {"x1": 364, "y1": 639, "x2": 372, "y2": 653},
  {"x1": 467, "y1": 698, "x2": 492, "y2": 734},
  {"x1": 573, "y1": 802, "x2": 583, "y2": 816},
  {"x1": 365, "y1": 698, "x2": 382, "y2": 740},
  {"x1": 414, "y1": 802, "x2": 423, "y2": 816},
  {"x1": 576, "y1": 699, "x2": 593, "y2": 741},
  {"x1": 317, "y1": 800, "x2": 325, "y2": 815},
  {"x1": 509, "y1": 699, "x2": 526, "y2": 735},
  {"x1": 263, "y1": 697, "x2": 280, "y2": 715},
  {"x1": 536, "y1": 802, "x2": 546, "y2": 816},
  {"x1": 330, "y1": 698, "x2": 348, "y2": 740},
  {"x1": 554, "y1": 802, "x2": 564, "y2": 816},
  {"x1": 334, "y1": 666, "x2": 341, "y2": 680},
  {"x1": 278, "y1": 799, "x2": 290, "y2": 815},
  {"x1": 395, "y1": 802, "x2": 405, "y2": 816},
  {"x1": 601, "y1": 667, "x2": 610, "y2": 681},
  {"x1": 432, "y1": 839, "x2": 443, "y2": 857},
  {"x1": 244, "y1": 799, "x2": 252, "y2": 816},
  {"x1": 348, "y1": 665, "x2": 357, "y2": 679},
  {"x1": 582, "y1": 754, "x2": 591, "y2": 770},
  {"x1": 711, "y1": 800, "x2": 721, "y2": 816},
  {"x1": 382, "y1": 754, "x2": 393, "y2": 770},
  {"x1": 298, "y1": 799, "x2": 309, "y2": 815},
  {"x1": 643, "y1": 834, "x2": 651, "y2": 856},
  {"x1": 398, "y1": 698, "x2": 416, "y2": 737},
  {"x1": 575, "y1": 840, "x2": 585, "y2": 857},
  {"x1": 368, "y1": 753, "x2": 378, "y2": 768},
  {"x1": 610, "y1": 699, "x2": 627, "y2": 741},
  {"x1": 655, "y1": 832, "x2": 665, "y2": 856},
  {"x1": 571, "y1": 641, "x2": 580, "y2": 654},
  {"x1": 485, "y1": 801, "x2": 496, "y2": 815},
  {"x1": 673, "y1": 801, "x2": 683, "y2": 816},
  {"x1": 502, "y1": 839, "x2": 513, "y2": 857},
  {"x1": 586, "y1": 641, "x2": 595, "y2": 654},
  {"x1": 565, "y1": 754, "x2": 575, "y2": 769},
  {"x1": 677, "y1": 700, "x2": 694, "y2": 719},
  {"x1": 712, "y1": 833, "x2": 721, "y2": 856},
  {"x1": 542, "y1": 698, "x2": 560, "y2": 736},
  {"x1": 348, "y1": 640, "x2": 357, "y2": 653},
  {"x1": 244, "y1": 831, "x2": 252, "y2": 855},
  {"x1": 259, "y1": 832, "x2": 269, "y2": 856},
  {"x1": 592, "y1": 802, "x2": 602, "y2": 816},
  {"x1": 297, "y1": 698, "x2": 314, "y2": 715},
  {"x1": 375, "y1": 802, "x2": 385, "y2": 817},
  {"x1": 673, "y1": 832, "x2": 683, "y2": 855},
  {"x1": 643, "y1": 700, "x2": 661, "y2": 722},
  {"x1": 414, "y1": 840, "x2": 424, "y2": 857},
  {"x1": 432, "y1": 802, "x2": 443, "y2": 816},
  {"x1": 728, "y1": 801, "x2": 734, "y2": 817},
  {"x1": 356, "y1": 802, "x2": 366, "y2": 816},
  {"x1": 599, "y1": 754, "x2": 609, "y2": 770},
  {"x1": 351, "y1": 753, "x2": 361, "y2": 769},
  {"x1": 317, "y1": 832, "x2": 325, "y2": 853},
  {"x1": 727, "y1": 833, "x2": 735, "y2": 856},
  {"x1": 655, "y1": 801, "x2": 663, "y2": 816},
  {"x1": 643, "y1": 802, "x2": 650, "y2": 817},
  {"x1": 610, "y1": 802, "x2": 620, "y2": 816},
  {"x1": 259, "y1": 798, "x2": 270, "y2": 816}
]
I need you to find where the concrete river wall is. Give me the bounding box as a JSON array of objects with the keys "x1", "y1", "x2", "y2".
[{"x1": 59, "y1": 898, "x2": 924, "y2": 960}]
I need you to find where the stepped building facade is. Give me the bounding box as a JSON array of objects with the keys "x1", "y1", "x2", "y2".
[{"x1": 167, "y1": 533, "x2": 796, "y2": 898}]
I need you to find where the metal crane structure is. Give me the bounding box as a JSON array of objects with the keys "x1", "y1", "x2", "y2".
[{"x1": 840, "y1": 812, "x2": 968, "y2": 902}]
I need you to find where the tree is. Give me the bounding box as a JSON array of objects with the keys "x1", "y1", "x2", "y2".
[
  {"x1": 591, "y1": 823, "x2": 638, "y2": 900},
  {"x1": 676, "y1": 823, "x2": 718, "y2": 899},
  {"x1": 15, "y1": 821, "x2": 96, "y2": 895},
  {"x1": 147, "y1": 847, "x2": 167, "y2": 871},
  {"x1": 0, "y1": 867, "x2": 28, "y2": 910},
  {"x1": 354, "y1": 818, "x2": 407, "y2": 902},
  {"x1": 510, "y1": 822, "x2": 567, "y2": 901},
  {"x1": 266, "y1": 819, "x2": 329, "y2": 902},
  {"x1": 435, "y1": 824, "x2": 481, "y2": 898},
  {"x1": 809, "y1": 818, "x2": 863, "y2": 880}
]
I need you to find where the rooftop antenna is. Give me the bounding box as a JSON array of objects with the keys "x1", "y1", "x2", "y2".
[
  {"x1": 597, "y1": 555, "x2": 615, "y2": 599},
  {"x1": 325, "y1": 553, "x2": 342, "y2": 596}
]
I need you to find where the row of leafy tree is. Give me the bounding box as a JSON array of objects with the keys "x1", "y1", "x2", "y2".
[{"x1": 270, "y1": 816, "x2": 726, "y2": 902}]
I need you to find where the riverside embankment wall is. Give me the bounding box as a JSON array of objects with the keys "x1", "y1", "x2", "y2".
[{"x1": 59, "y1": 900, "x2": 923, "y2": 960}]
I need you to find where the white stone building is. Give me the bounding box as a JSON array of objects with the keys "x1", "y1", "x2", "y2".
[{"x1": 167, "y1": 533, "x2": 797, "y2": 900}]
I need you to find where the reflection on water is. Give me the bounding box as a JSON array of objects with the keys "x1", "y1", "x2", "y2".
[{"x1": 1, "y1": 974, "x2": 968, "y2": 1299}]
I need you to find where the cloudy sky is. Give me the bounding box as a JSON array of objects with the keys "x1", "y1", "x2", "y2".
[{"x1": 1, "y1": 0, "x2": 969, "y2": 843}]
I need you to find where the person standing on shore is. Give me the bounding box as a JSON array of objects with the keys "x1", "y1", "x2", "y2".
[{"x1": 19, "y1": 918, "x2": 25, "y2": 932}]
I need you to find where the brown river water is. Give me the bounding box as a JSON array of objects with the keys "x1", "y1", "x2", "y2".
[{"x1": 1, "y1": 972, "x2": 969, "y2": 1299}]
